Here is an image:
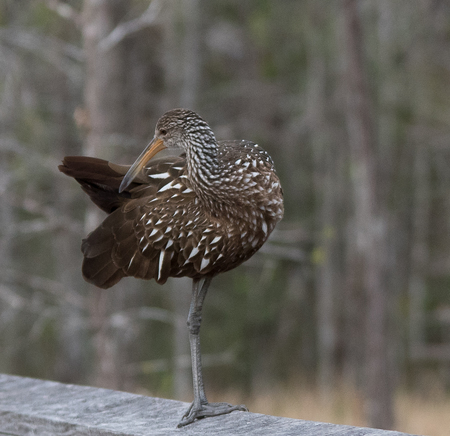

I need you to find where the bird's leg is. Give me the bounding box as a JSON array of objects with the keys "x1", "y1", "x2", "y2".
[
  {"x1": 177, "y1": 277, "x2": 248, "y2": 427},
  {"x1": 187, "y1": 277, "x2": 209, "y2": 408}
]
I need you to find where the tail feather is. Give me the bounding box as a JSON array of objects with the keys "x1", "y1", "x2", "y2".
[
  {"x1": 59, "y1": 156, "x2": 127, "y2": 183},
  {"x1": 60, "y1": 157, "x2": 138, "y2": 289},
  {"x1": 59, "y1": 154, "x2": 188, "y2": 289},
  {"x1": 81, "y1": 219, "x2": 125, "y2": 289},
  {"x1": 59, "y1": 156, "x2": 130, "y2": 213},
  {"x1": 81, "y1": 248, "x2": 124, "y2": 289}
]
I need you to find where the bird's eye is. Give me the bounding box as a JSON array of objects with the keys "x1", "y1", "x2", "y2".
[{"x1": 160, "y1": 129, "x2": 167, "y2": 136}]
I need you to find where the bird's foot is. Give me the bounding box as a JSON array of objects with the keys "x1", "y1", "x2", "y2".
[{"x1": 177, "y1": 401, "x2": 248, "y2": 427}]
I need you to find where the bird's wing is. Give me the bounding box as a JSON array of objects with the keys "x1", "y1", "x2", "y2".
[{"x1": 79, "y1": 155, "x2": 227, "y2": 288}]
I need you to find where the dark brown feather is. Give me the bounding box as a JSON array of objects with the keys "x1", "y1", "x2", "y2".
[
  {"x1": 59, "y1": 156, "x2": 130, "y2": 213},
  {"x1": 59, "y1": 140, "x2": 283, "y2": 289}
]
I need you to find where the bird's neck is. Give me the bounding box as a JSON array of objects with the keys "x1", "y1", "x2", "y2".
[
  {"x1": 186, "y1": 142, "x2": 221, "y2": 188},
  {"x1": 186, "y1": 142, "x2": 233, "y2": 214}
]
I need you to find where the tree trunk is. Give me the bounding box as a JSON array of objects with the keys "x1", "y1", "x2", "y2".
[
  {"x1": 306, "y1": 14, "x2": 338, "y2": 395},
  {"x1": 341, "y1": 0, "x2": 394, "y2": 429},
  {"x1": 81, "y1": 0, "x2": 128, "y2": 390}
]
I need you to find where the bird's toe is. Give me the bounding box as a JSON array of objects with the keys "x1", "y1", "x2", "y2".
[{"x1": 177, "y1": 401, "x2": 248, "y2": 427}]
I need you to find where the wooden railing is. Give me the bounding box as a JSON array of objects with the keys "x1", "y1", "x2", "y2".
[{"x1": 0, "y1": 374, "x2": 419, "y2": 435}]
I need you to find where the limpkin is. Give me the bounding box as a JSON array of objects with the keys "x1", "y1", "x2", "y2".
[{"x1": 59, "y1": 108, "x2": 284, "y2": 427}]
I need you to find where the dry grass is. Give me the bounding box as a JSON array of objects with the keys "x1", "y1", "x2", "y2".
[
  {"x1": 395, "y1": 391, "x2": 450, "y2": 436},
  {"x1": 210, "y1": 384, "x2": 450, "y2": 436}
]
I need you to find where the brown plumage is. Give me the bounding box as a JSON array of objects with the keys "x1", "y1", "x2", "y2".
[{"x1": 59, "y1": 108, "x2": 283, "y2": 426}]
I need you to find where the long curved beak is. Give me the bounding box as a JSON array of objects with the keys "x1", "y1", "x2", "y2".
[{"x1": 119, "y1": 137, "x2": 166, "y2": 193}]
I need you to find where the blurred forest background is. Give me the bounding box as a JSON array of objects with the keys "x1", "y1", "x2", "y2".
[{"x1": 1, "y1": 0, "x2": 450, "y2": 434}]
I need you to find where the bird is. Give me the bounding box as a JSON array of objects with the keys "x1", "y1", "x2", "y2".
[{"x1": 59, "y1": 108, "x2": 284, "y2": 427}]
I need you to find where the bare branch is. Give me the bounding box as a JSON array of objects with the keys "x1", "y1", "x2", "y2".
[
  {"x1": 2, "y1": 269, "x2": 85, "y2": 309},
  {"x1": 110, "y1": 306, "x2": 175, "y2": 329},
  {"x1": 0, "y1": 285, "x2": 29, "y2": 311},
  {"x1": 44, "y1": 0, "x2": 82, "y2": 27},
  {"x1": 259, "y1": 242, "x2": 306, "y2": 263},
  {"x1": 3, "y1": 195, "x2": 83, "y2": 236},
  {"x1": 126, "y1": 350, "x2": 236, "y2": 375},
  {"x1": 0, "y1": 28, "x2": 83, "y2": 83},
  {"x1": 99, "y1": 0, "x2": 163, "y2": 52},
  {"x1": 268, "y1": 226, "x2": 310, "y2": 244},
  {"x1": 0, "y1": 136, "x2": 61, "y2": 173}
]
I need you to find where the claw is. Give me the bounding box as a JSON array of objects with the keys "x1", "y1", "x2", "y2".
[{"x1": 177, "y1": 401, "x2": 248, "y2": 427}]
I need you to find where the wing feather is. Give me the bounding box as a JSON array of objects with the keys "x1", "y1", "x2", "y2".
[
  {"x1": 62, "y1": 152, "x2": 255, "y2": 288},
  {"x1": 79, "y1": 155, "x2": 209, "y2": 287}
]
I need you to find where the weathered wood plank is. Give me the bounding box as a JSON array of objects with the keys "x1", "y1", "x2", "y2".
[{"x1": 0, "y1": 374, "x2": 419, "y2": 436}]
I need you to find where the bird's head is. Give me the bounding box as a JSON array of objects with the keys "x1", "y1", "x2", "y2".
[{"x1": 119, "y1": 108, "x2": 216, "y2": 193}]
